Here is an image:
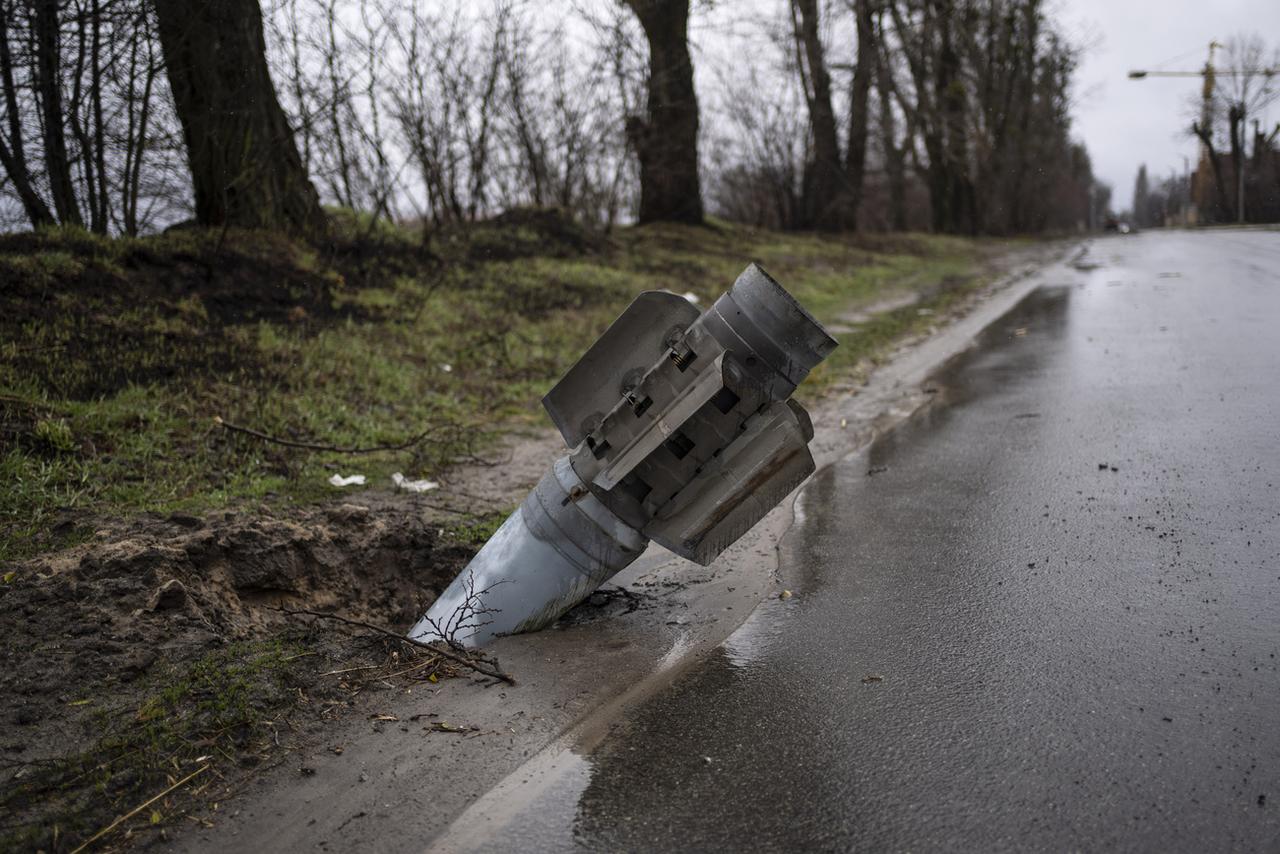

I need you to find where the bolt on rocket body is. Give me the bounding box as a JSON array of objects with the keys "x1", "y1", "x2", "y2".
[{"x1": 411, "y1": 263, "x2": 836, "y2": 647}]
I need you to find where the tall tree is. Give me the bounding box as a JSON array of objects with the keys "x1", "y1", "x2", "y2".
[
  {"x1": 844, "y1": 0, "x2": 874, "y2": 229},
  {"x1": 623, "y1": 0, "x2": 702, "y2": 224},
  {"x1": 1191, "y1": 118, "x2": 1232, "y2": 221},
  {"x1": 889, "y1": 0, "x2": 976, "y2": 234},
  {"x1": 0, "y1": 0, "x2": 54, "y2": 227},
  {"x1": 790, "y1": 0, "x2": 844, "y2": 229},
  {"x1": 1215, "y1": 34, "x2": 1280, "y2": 223},
  {"x1": 33, "y1": 1, "x2": 81, "y2": 226},
  {"x1": 933, "y1": 0, "x2": 975, "y2": 233},
  {"x1": 153, "y1": 0, "x2": 325, "y2": 233},
  {"x1": 870, "y1": 7, "x2": 909, "y2": 231}
]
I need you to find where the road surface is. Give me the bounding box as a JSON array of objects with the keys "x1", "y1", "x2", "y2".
[{"x1": 437, "y1": 229, "x2": 1280, "y2": 852}]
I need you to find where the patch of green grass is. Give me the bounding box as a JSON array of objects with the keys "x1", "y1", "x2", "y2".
[
  {"x1": 1, "y1": 216, "x2": 1000, "y2": 564},
  {"x1": 440, "y1": 509, "x2": 512, "y2": 547},
  {"x1": 805, "y1": 269, "x2": 983, "y2": 391},
  {"x1": 0, "y1": 637, "x2": 309, "y2": 851}
]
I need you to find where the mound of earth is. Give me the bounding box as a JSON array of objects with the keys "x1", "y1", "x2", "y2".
[
  {"x1": 0, "y1": 494, "x2": 472, "y2": 827},
  {"x1": 462, "y1": 206, "x2": 612, "y2": 262},
  {"x1": 3, "y1": 494, "x2": 469, "y2": 713}
]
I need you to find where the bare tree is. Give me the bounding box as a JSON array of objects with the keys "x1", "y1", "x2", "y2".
[
  {"x1": 0, "y1": 0, "x2": 188, "y2": 233},
  {"x1": 707, "y1": 60, "x2": 808, "y2": 229},
  {"x1": 622, "y1": 0, "x2": 702, "y2": 224},
  {"x1": 870, "y1": 7, "x2": 910, "y2": 230},
  {"x1": 0, "y1": 1, "x2": 54, "y2": 226},
  {"x1": 879, "y1": 0, "x2": 1090, "y2": 234},
  {"x1": 844, "y1": 0, "x2": 873, "y2": 228},
  {"x1": 790, "y1": 0, "x2": 844, "y2": 229},
  {"x1": 1215, "y1": 34, "x2": 1280, "y2": 222},
  {"x1": 153, "y1": 0, "x2": 325, "y2": 233},
  {"x1": 887, "y1": 0, "x2": 975, "y2": 233},
  {"x1": 0, "y1": 0, "x2": 1109, "y2": 238},
  {"x1": 117, "y1": 3, "x2": 171, "y2": 235},
  {"x1": 33, "y1": 1, "x2": 82, "y2": 225},
  {"x1": 386, "y1": 3, "x2": 503, "y2": 225}
]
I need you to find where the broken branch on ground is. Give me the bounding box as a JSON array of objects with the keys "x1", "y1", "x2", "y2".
[{"x1": 270, "y1": 606, "x2": 516, "y2": 686}]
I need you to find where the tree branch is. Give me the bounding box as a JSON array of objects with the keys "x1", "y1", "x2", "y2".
[
  {"x1": 70, "y1": 764, "x2": 210, "y2": 854},
  {"x1": 270, "y1": 606, "x2": 516, "y2": 685},
  {"x1": 213, "y1": 415, "x2": 444, "y2": 455}
]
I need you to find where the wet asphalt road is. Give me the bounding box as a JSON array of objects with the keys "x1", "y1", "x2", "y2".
[{"x1": 452, "y1": 230, "x2": 1280, "y2": 852}]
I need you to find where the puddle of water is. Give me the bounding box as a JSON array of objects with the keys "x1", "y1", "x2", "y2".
[
  {"x1": 430, "y1": 748, "x2": 593, "y2": 854},
  {"x1": 721, "y1": 596, "x2": 791, "y2": 669},
  {"x1": 428, "y1": 619, "x2": 710, "y2": 853},
  {"x1": 656, "y1": 630, "x2": 693, "y2": 671}
]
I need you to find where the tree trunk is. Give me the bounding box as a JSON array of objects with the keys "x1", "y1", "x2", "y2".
[
  {"x1": 844, "y1": 0, "x2": 874, "y2": 230},
  {"x1": 66, "y1": 6, "x2": 104, "y2": 232},
  {"x1": 933, "y1": 0, "x2": 975, "y2": 234},
  {"x1": 0, "y1": 0, "x2": 54, "y2": 227},
  {"x1": 90, "y1": 0, "x2": 109, "y2": 232},
  {"x1": 623, "y1": 0, "x2": 702, "y2": 225},
  {"x1": 888, "y1": 0, "x2": 971, "y2": 234},
  {"x1": 1193, "y1": 121, "x2": 1233, "y2": 222},
  {"x1": 871, "y1": 19, "x2": 906, "y2": 231},
  {"x1": 1229, "y1": 104, "x2": 1244, "y2": 222},
  {"x1": 33, "y1": 1, "x2": 82, "y2": 226},
  {"x1": 153, "y1": 0, "x2": 325, "y2": 234},
  {"x1": 791, "y1": 0, "x2": 844, "y2": 230}
]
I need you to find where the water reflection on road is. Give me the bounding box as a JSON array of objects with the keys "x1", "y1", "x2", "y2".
[{"x1": 435, "y1": 231, "x2": 1280, "y2": 852}]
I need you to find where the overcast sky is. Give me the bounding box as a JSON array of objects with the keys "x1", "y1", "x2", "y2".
[{"x1": 1063, "y1": 0, "x2": 1280, "y2": 209}]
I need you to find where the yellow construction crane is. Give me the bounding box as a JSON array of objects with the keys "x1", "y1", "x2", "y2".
[{"x1": 1129, "y1": 41, "x2": 1278, "y2": 223}]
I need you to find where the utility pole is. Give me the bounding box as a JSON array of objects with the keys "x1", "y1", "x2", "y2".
[
  {"x1": 1238, "y1": 119, "x2": 1246, "y2": 224},
  {"x1": 1183, "y1": 155, "x2": 1191, "y2": 225}
]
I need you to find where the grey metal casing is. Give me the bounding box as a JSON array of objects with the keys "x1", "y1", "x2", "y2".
[
  {"x1": 413, "y1": 263, "x2": 836, "y2": 647},
  {"x1": 550, "y1": 263, "x2": 835, "y2": 565},
  {"x1": 542, "y1": 291, "x2": 701, "y2": 449},
  {"x1": 408, "y1": 457, "x2": 647, "y2": 647}
]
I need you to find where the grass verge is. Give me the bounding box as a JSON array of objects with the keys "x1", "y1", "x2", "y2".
[{"x1": 1, "y1": 214, "x2": 1001, "y2": 564}]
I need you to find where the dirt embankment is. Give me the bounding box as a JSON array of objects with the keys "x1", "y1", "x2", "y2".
[
  {"x1": 8, "y1": 496, "x2": 465, "y2": 662},
  {"x1": 0, "y1": 492, "x2": 481, "y2": 850}
]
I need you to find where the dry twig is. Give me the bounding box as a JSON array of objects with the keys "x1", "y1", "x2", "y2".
[
  {"x1": 70, "y1": 764, "x2": 210, "y2": 853},
  {"x1": 213, "y1": 415, "x2": 444, "y2": 455},
  {"x1": 270, "y1": 606, "x2": 515, "y2": 685}
]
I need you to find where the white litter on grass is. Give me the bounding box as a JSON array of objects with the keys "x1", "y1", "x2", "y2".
[
  {"x1": 392, "y1": 472, "x2": 440, "y2": 493},
  {"x1": 328, "y1": 474, "x2": 366, "y2": 487},
  {"x1": 440, "y1": 363, "x2": 453, "y2": 373},
  {"x1": 681, "y1": 291, "x2": 701, "y2": 304}
]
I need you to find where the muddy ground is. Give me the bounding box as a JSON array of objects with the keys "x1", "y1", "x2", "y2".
[
  {"x1": 0, "y1": 428, "x2": 564, "y2": 851},
  {"x1": 1, "y1": 498, "x2": 452, "y2": 845}
]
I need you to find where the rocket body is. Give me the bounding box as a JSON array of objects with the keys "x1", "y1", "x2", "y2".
[{"x1": 412, "y1": 264, "x2": 836, "y2": 647}]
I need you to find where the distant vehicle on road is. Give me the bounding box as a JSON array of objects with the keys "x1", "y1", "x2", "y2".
[{"x1": 1104, "y1": 217, "x2": 1133, "y2": 234}]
